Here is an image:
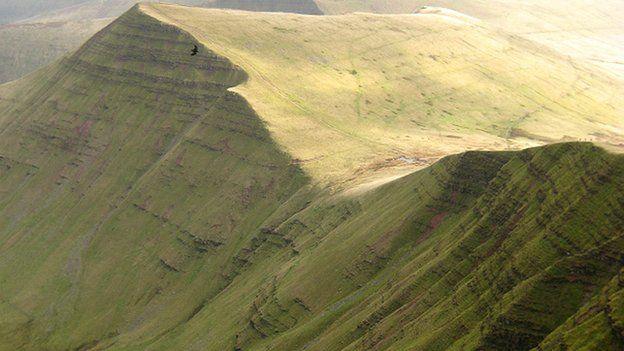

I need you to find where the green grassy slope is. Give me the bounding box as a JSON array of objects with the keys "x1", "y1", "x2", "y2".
[
  {"x1": 225, "y1": 142, "x2": 624, "y2": 351},
  {"x1": 131, "y1": 142, "x2": 624, "y2": 351},
  {"x1": 0, "y1": 6, "x2": 307, "y2": 350},
  {"x1": 0, "y1": 4, "x2": 624, "y2": 351}
]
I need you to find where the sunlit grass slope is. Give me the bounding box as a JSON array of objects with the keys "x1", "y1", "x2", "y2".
[
  {"x1": 414, "y1": 1, "x2": 624, "y2": 81},
  {"x1": 316, "y1": 0, "x2": 624, "y2": 81},
  {"x1": 145, "y1": 3, "x2": 624, "y2": 184}
]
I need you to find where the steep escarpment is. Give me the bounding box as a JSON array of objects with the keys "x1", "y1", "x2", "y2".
[
  {"x1": 0, "y1": 5, "x2": 307, "y2": 350},
  {"x1": 101, "y1": 141, "x2": 624, "y2": 351},
  {"x1": 197, "y1": 143, "x2": 624, "y2": 351}
]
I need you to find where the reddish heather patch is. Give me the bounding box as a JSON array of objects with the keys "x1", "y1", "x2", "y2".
[
  {"x1": 428, "y1": 212, "x2": 448, "y2": 233},
  {"x1": 482, "y1": 205, "x2": 527, "y2": 258},
  {"x1": 574, "y1": 304, "x2": 603, "y2": 325},
  {"x1": 450, "y1": 191, "x2": 459, "y2": 205},
  {"x1": 162, "y1": 205, "x2": 174, "y2": 221},
  {"x1": 417, "y1": 211, "x2": 448, "y2": 244},
  {"x1": 74, "y1": 163, "x2": 87, "y2": 181},
  {"x1": 154, "y1": 136, "x2": 163, "y2": 152},
  {"x1": 138, "y1": 196, "x2": 152, "y2": 211},
  {"x1": 566, "y1": 274, "x2": 583, "y2": 283},
  {"x1": 175, "y1": 149, "x2": 185, "y2": 167},
  {"x1": 76, "y1": 120, "x2": 94, "y2": 139},
  {"x1": 373, "y1": 225, "x2": 404, "y2": 255},
  {"x1": 218, "y1": 138, "x2": 233, "y2": 154},
  {"x1": 264, "y1": 177, "x2": 276, "y2": 193},
  {"x1": 241, "y1": 184, "x2": 252, "y2": 208}
]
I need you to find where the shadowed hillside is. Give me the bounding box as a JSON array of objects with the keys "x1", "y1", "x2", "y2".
[
  {"x1": 0, "y1": 6, "x2": 307, "y2": 349},
  {"x1": 228, "y1": 142, "x2": 624, "y2": 351},
  {"x1": 0, "y1": 3, "x2": 624, "y2": 351}
]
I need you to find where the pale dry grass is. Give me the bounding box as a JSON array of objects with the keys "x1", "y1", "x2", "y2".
[
  {"x1": 316, "y1": 0, "x2": 624, "y2": 80},
  {"x1": 143, "y1": 3, "x2": 624, "y2": 187}
]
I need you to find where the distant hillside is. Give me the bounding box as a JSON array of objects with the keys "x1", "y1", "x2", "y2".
[
  {"x1": 0, "y1": 0, "x2": 320, "y2": 84},
  {"x1": 207, "y1": 0, "x2": 322, "y2": 14},
  {"x1": 316, "y1": 0, "x2": 624, "y2": 80},
  {"x1": 31, "y1": 0, "x2": 322, "y2": 22},
  {"x1": 0, "y1": 0, "x2": 88, "y2": 24},
  {"x1": 0, "y1": 0, "x2": 117, "y2": 84},
  {"x1": 0, "y1": 4, "x2": 624, "y2": 350},
  {"x1": 2, "y1": 0, "x2": 623, "y2": 84},
  {"x1": 0, "y1": 19, "x2": 110, "y2": 83},
  {"x1": 418, "y1": 1, "x2": 624, "y2": 81}
]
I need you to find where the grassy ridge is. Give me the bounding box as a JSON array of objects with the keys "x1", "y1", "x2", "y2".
[
  {"x1": 77, "y1": 139, "x2": 624, "y2": 351},
  {"x1": 3, "y1": 1, "x2": 623, "y2": 85},
  {"x1": 0, "y1": 0, "x2": 320, "y2": 84},
  {"x1": 222, "y1": 142, "x2": 624, "y2": 351},
  {"x1": 146, "y1": 3, "x2": 624, "y2": 184}
]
